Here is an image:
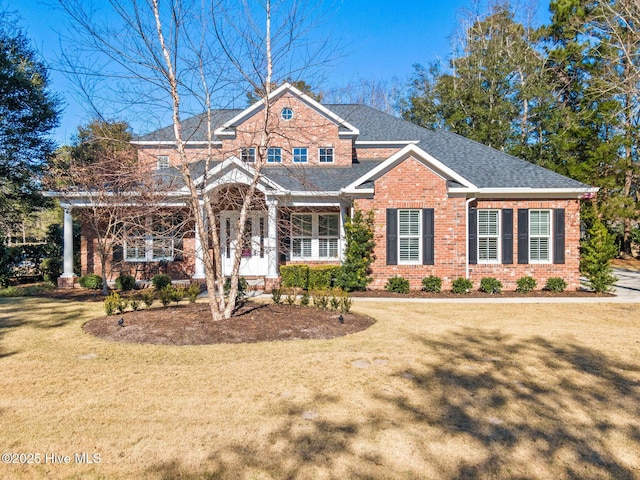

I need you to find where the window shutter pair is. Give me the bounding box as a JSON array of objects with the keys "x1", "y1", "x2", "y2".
[
  {"x1": 517, "y1": 208, "x2": 565, "y2": 264},
  {"x1": 468, "y1": 208, "x2": 513, "y2": 265},
  {"x1": 386, "y1": 208, "x2": 434, "y2": 265}
]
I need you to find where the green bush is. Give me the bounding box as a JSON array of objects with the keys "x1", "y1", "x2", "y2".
[
  {"x1": 516, "y1": 276, "x2": 537, "y2": 293},
  {"x1": 158, "y1": 285, "x2": 175, "y2": 306},
  {"x1": 284, "y1": 287, "x2": 298, "y2": 305},
  {"x1": 115, "y1": 274, "x2": 136, "y2": 291},
  {"x1": 271, "y1": 288, "x2": 282, "y2": 304},
  {"x1": 280, "y1": 265, "x2": 309, "y2": 289},
  {"x1": 104, "y1": 292, "x2": 121, "y2": 315},
  {"x1": 308, "y1": 265, "x2": 341, "y2": 290},
  {"x1": 544, "y1": 277, "x2": 567, "y2": 292},
  {"x1": 311, "y1": 290, "x2": 329, "y2": 309},
  {"x1": 39, "y1": 257, "x2": 62, "y2": 283},
  {"x1": 452, "y1": 277, "x2": 473, "y2": 294},
  {"x1": 187, "y1": 282, "x2": 201, "y2": 303},
  {"x1": 79, "y1": 273, "x2": 103, "y2": 290},
  {"x1": 223, "y1": 276, "x2": 248, "y2": 308},
  {"x1": 151, "y1": 274, "x2": 172, "y2": 290},
  {"x1": 130, "y1": 295, "x2": 141, "y2": 311},
  {"x1": 385, "y1": 275, "x2": 410, "y2": 294},
  {"x1": 479, "y1": 277, "x2": 502, "y2": 294},
  {"x1": 422, "y1": 275, "x2": 442, "y2": 293},
  {"x1": 334, "y1": 208, "x2": 375, "y2": 292},
  {"x1": 340, "y1": 294, "x2": 353, "y2": 314},
  {"x1": 141, "y1": 290, "x2": 155, "y2": 307},
  {"x1": 580, "y1": 218, "x2": 618, "y2": 293},
  {"x1": 300, "y1": 291, "x2": 310, "y2": 306}
]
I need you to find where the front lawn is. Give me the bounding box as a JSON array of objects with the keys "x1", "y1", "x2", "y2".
[{"x1": 0, "y1": 297, "x2": 639, "y2": 479}]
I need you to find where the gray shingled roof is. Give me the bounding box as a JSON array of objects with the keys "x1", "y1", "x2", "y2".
[{"x1": 138, "y1": 102, "x2": 591, "y2": 190}]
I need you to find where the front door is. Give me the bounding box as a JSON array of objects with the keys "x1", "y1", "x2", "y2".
[{"x1": 220, "y1": 211, "x2": 268, "y2": 277}]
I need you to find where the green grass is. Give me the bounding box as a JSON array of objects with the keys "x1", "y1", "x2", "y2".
[{"x1": 0, "y1": 297, "x2": 639, "y2": 479}]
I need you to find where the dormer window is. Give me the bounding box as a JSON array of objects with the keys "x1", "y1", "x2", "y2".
[
  {"x1": 281, "y1": 108, "x2": 294, "y2": 121},
  {"x1": 157, "y1": 155, "x2": 169, "y2": 170},
  {"x1": 241, "y1": 147, "x2": 256, "y2": 163}
]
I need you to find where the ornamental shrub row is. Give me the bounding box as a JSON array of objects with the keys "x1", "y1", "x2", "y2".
[
  {"x1": 279, "y1": 265, "x2": 342, "y2": 291},
  {"x1": 382, "y1": 275, "x2": 568, "y2": 294}
]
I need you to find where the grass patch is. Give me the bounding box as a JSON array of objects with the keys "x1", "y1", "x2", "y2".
[{"x1": 0, "y1": 298, "x2": 639, "y2": 479}]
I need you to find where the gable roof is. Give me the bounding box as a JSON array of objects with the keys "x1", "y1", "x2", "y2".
[{"x1": 134, "y1": 86, "x2": 595, "y2": 193}]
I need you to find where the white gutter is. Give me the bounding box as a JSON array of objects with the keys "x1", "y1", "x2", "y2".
[{"x1": 465, "y1": 197, "x2": 476, "y2": 280}]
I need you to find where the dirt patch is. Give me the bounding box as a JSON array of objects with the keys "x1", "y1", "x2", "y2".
[
  {"x1": 350, "y1": 289, "x2": 613, "y2": 299},
  {"x1": 83, "y1": 301, "x2": 375, "y2": 345}
]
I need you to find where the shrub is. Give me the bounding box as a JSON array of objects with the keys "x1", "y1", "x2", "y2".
[
  {"x1": 308, "y1": 265, "x2": 341, "y2": 290},
  {"x1": 334, "y1": 208, "x2": 375, "y2": 292},
  {"x1": 224, "y1": 276, "x2": 249, "y2": 309},
  {"x1": 422, "y1": 275, "x2": 442, "y2": 293},
  {"x1": 172, "y1": 286, "x2": 186, "y2": 305},
  {"x1": 516, "y1": 276, "x2": 537, "y2": 293},
  {"x1": 580, "y1": 218, "x2": 618, "y2": 293},
  {"x1": 271, "y1": 288, "x2": 282, "y2": 304},
  {"x1": 130, "y1": 295, "x2": 141, "y2": 311},
  {"x1": 115, "y1": 274, "x2": 136, "y2": 291},
  {"x1": 545, "y1": 277, "x2": 567, "y2": 292},
  {"x1": 311, "y1": 290, "x2": 329, "y2": 310},
  {"x1": 187, "y1": 282, "x2": 201, "y2": 304},
  {"x1": 385, "y1": 275, "x2": 410, "y2": 294},
  {"x1": 479, "y1": 277, "x2": 502, "y2": 294},
  {"x1": 158, "y1": 285, "x2": 175, "y2": 306},
  {"x1": 151, "y1": 274, "x2": 172, "y2": 290},
  {"x1": 104, "y1": 292, "x2": 121, "y2": 316},
  {"x1": 284, "y1": 288, "x2": 298, "y2": 305},
  {"x1": 79, "y1": 273, "x2": 103, "y2": 290},
  {"x1": 280, "y1": 265, "x2": 309, "y2": 289},
  {"x1": 141, "y1": 290, "x2": 155, "y2": 307},
  {"x1": 116, "y1": 296, "x2": 129, "y2": 314},
  {"x1": 329, "y1": 291, "x2": 341, "y2": 310},
  {"x1": 340, "y1": 294, "x2": 353, "y2": 314},
  {"x1": 452, "y1": 277, "x2": 473, "y2": 294},
  {"x1": 300, "y1": 291, "x2": 310, "y2": 306},
  {"x1": 39, "y1": 257, "x2": 62, "y2": 283}
]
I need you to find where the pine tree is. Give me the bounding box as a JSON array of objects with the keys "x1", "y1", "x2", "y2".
[
  {"x1": 580, "y1": 217, "x2": 618, "y2": 293},
  {"x1": 335, "y1": 209, "x2": 375, "y2": 292}
]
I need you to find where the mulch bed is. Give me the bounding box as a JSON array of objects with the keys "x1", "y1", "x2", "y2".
[
  {"x1": 83, "y1": 302, "x2": 376, "y2": 345},
  {"x1": 349, "y1": 289, "x2": 613, "y2": 298}
]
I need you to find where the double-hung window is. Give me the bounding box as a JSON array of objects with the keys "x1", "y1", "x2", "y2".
[
  {"x1": 125, "y1": 226, "x2": 147, "y2": 262},
  {"x1": 478, "y1": 210, "x2": 500, "y2": 262},
  {"x1": 157, "y1": 155, "x2": 169, "y2": 170},
  {"x1": 293, "y1": 147, "x2": 308, "y2": 163},
  {"x1": 318, "y1": 214, "x2": 339, "y2": 258},
  {"x1": 241, "y1": 147, "x2": 256, "y2": 163},
  {"x1": 398, "y1": 209, "x2": 421, "y2": 263},
  {"x1": 319, "y1": 147, "x2": 334, "y2": 163},
  {"x1": 291, "y1": 214, "x2": 312, "y2": 258},
  {"x1": 267, "y1": 147, "x2": 282, "y2": 163},
  {"x1": 124, "y1": 216, "x2": 176, "y2": 262},
  {"x1": 530, "y1": 210, "x2": 551, "y2": 262}
]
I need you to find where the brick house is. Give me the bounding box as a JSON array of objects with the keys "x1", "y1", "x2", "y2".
[{"x1": 56, "y1": 83, "x2": 597, "y2": 291}]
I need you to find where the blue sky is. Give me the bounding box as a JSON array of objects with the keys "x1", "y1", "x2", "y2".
[{"x1": 11, "y1": 0, "x2": 551, "y2": 145}]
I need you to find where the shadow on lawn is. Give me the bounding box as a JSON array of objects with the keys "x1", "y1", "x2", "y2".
[{"x1": 144, "y1": 328, "x2": 640, "y2": 480}]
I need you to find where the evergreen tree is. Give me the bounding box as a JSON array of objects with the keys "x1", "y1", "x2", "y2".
[
  {"x1": 580, "y1": 217, "x2": 618, "y2": 292},
  {"x1": 335, "y1": 208, "x2": 374, "y2": 292}
]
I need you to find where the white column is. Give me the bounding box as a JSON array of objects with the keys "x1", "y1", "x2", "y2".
[
  {"x1": 61, "y1": 206, "x2": 75, "y2": 278},
  {"x1": 266, "y1": 198, "x2": 279, "y2": 279},
  {"x1": 339, "y1": 203, "x2": 350, "y2": 262},
  {"x1": 192, "y1": 211, "x2": 206, "y2": 280}
]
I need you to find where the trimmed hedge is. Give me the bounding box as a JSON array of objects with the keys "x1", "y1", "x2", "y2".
[
  {"x1": 308, "y1": 265, "x2": 341, "y2": 290},
  {"x1": 280, "y1": 265, "x2": 309, "y2": 289},
  {"x1": 385, "y1": 275, "x2": 410, "y2": 294},
  {"x1": 79, "y1": 273, "x2": 103, "y2": 290},
  {"x1": 115, "y1": 274, "x2": 136, "y2": 291}
]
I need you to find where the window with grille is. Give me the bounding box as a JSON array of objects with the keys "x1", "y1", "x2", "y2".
[
  {"x1": 319, "y1": 147, "x2": 334, "y2": 163},
  {"x1": 478, "y1": 210, "x2": 500, "y2": 262},
  {"x1": 398, "y1": 209, "x2": 421, "y2": 263},
  {"x1": 291, "y1": 214, "x2": 312, "y2": 258},
  {"x1": 530, "y1": 210, "x2": 551, "y2": 262},
  {"x1": 318, "y1": 214, "x2": 339, "y2": 258},
  {"x1": 267, "y1": 147, "x2": 281, "y2": 163}
]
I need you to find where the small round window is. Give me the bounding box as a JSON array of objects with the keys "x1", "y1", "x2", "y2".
[{"x1": 281, "y1": 108, "x2": 294, "y2": 120}]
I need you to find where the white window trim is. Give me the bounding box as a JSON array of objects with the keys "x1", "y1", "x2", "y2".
[
  {"x1": 398, "y1": 209, "x2": 422, "y2": 265},
  {"x1": 293, "y1": 147, "x2": 308, "y2": 163},
  {"x1": 157, "y1": 155, "x2": 169, "y2": 170},
  {"x1": 267, "y1": 147, "x2": 282, "y2": 163},
  {"x1": 319, "y1": 147, "x2": 334, "y2": 163},
  {"x1": 529, "y1": 209, "x2": 552, "y2": 264},
  {"x1": 124, "y1": 216, "x2": 176, "y2": 262},
  {"x1": 290, "y1": 212, "x2": 341, "y2": 261},
  {"x1": 478, "y1": 209, "x2": 500, "y2": 264}
]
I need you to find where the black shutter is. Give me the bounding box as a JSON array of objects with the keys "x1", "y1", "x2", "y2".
[
  {"x1": 112, "y1": 245, "x2": 123, "y2": 262},
  {"x1": 386, "y1": 209, "x2": 398, "y2": 265},
  {"x1": 468, "y1": 207, "x2": 477, "y2": 265},
  {"x1": 422, "y1": 208, "x2": 434, "y2": 265},
  {"x1": 518, "y1": 209, "x2": 529, "y2": 264},
  {"x1": 502, "y1": 209, "x2": 513, "y2": 264},
  {"x1": 553, "y1": 208, "x2": 565, "y2": 264}
]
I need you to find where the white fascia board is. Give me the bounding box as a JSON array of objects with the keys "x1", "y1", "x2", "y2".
[
  {"x1": 214, "y1": 83, "x2": 360, "y2": 138},
  {"x1": 132, "y1": 140, "x2": 222, "y2": 146},
  {"x1": 342, "y1": 144, "x2": 476, "y2": 193},
  {"x1": 192, "y1": 156, "x2": 287, "y2": 195},
  {"x1": 449, "y1": 186, "x2": 600, "y2": 199},
  {"x1": 354, "y1": 140, "x2": 419, "y2": 147}
]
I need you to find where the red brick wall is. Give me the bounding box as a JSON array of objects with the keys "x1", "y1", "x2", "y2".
[{"x1": 355, "y1": 156, "x2": 583, "y2": 291}]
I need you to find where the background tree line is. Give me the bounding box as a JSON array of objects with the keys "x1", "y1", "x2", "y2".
[{"x1": 400, "y1": 0, "x2": 640, "y2": 257}]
